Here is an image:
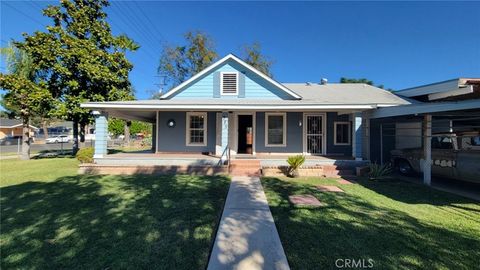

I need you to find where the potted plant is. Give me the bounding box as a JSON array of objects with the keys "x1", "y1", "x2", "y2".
[{"x1": 287, "y1": 155, "x2": 306, "y2": 178}]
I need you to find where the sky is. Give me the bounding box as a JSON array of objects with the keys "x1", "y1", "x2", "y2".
[{"x1": 1, "y1": 1, "x2": 479, "y2": 100}]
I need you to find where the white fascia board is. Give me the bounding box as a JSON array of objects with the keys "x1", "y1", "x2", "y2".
[
  {"x1": 368, "y1": 99, "x2": 480, "y2": 119},
  {"x1": 81, "y1": 103, "x2": 376, "y2": 110},
  {"x1": 428, "y1": 85, "x2": 473, "y2": 101},
  {"x1": 396, "y1": 79, "x2": 459, "y2": 97},
  {"x1": 160, "y1": 54, "x2": 302, "y2": 100}
]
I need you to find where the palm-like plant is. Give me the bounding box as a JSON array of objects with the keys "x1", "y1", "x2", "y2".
[{"x1": 287, "y1": 155, "x2": 306, "y2": 177}]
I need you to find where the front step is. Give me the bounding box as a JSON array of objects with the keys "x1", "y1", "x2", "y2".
[{"x1": 230, "y1": 160, "x2": 261, "y2": 176}]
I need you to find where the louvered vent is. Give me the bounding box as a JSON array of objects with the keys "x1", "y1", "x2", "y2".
[{"x1": 221, "y1": 73, "x2": 238, "y2": 94}]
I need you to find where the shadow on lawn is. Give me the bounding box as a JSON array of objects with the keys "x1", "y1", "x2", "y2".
[
  {"x1": 262, "y1": 177, "x2": 480, "y2": 270},
  {"x1": 1, "y1": 174, "x2": 229, "y2": 269}
]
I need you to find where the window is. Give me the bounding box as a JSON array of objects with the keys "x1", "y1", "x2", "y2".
[
  {"x1": 186, "y1": 112, "x2": 207, "y2": 146},
  {"x1": 265, "y1": 113, "x2": 286, "y2": 147},
  {"x1": 221, "y1": 72, "x2": 238, "y2": 95},
  {"x1": 432, "y1": 136, "x2": 453, "y2": 149},
  {"x1": 334, "y1": 122, "x2": 351, "y2": 145}
]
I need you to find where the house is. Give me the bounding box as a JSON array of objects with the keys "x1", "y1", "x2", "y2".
[
  {"x1": 0, "y1": 118, "x2": 38, "y2": 139},
  {"x1": 81, "y1": 54, "x2": 410, "y2": 173}
]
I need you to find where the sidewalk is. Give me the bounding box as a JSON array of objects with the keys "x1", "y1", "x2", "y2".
[{"x1": 207, "y1": 176, "x2": 289, "y2": 270}]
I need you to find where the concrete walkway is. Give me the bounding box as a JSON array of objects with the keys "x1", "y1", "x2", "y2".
[{"x1": 207, "y1": 176, "x2": 290, "y2": 270}]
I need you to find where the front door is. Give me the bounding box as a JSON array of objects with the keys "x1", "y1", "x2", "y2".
[
  {"x1": 305, "y1": 114, "x2": 324, "y2": 155},
  {"x1": 237, "y1": 115, "x2": 253, "y2": 154}
]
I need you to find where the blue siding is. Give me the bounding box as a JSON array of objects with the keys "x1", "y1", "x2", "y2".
[
  {"x1": 326, "y1": 112, "x2": 352, "y2": 156},
  {"x1": 255, "y1": 112, "x2": 303, "y2": 153},
  {"x1": 157, "y1": 111, "x2": 216, "y2": 153},
  {"x1": 170, "y1": 59, "x2": 293, "y2": 100}
]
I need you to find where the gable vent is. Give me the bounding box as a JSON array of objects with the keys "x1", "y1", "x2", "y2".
[{"x1": 221, "y1": 72, "x2": 238, "y2": 95}]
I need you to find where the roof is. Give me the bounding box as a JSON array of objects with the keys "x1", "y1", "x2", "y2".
[
  {"x1": 395, "y1": 78, "x2": 480, "y2": 100},
  {"x1": 0, "y1": 118, "x2": 39, "y2": 129},
  {"x1": 81, "y1": 83, "x2": 410, "y2": 111},
  {"x1": 160, "y1": 54, "x2": 302, "y2": 100},
  {"x1": 366, "y1": 99, "x2": 480, "y2": 119},
  {"x1": 284, "y1": 83, "x2": 410, "y2": 106}
]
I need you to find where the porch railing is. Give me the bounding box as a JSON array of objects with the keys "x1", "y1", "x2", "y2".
[{"x1": 218, "y1": 145, "x2": 231, "y2": 173}]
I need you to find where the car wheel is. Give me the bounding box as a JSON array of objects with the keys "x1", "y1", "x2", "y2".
[{"x1": 397, "y1": 159, "x2": 413, "y2": 175}]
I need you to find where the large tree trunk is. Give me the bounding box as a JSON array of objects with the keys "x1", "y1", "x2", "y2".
[
  {"x1": 21, "y1": 118, "x2": 31, "y2": 160},
  {"x1": 72, "y1": 119, "x2": 79, "y2": 155},
  {"x1": 124, "y1": 120, "x2": 131, "y2": 146},
  {"x1": 79, "y1": 122, "x2": 86, "y2": 148},
  {"x1": 42, "y1": 119, "x2": 49, "y2": 140}
]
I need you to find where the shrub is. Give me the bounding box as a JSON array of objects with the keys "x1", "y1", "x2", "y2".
[
  {"x1": 368, "y1": 163, "x2": 393, "y2": 180},
  {"x1": 76, "y1": 147, "x2": 94, "y2": 163},
  {"x1": 287, "y1": 155, "x2": 306, "y2": 177}
]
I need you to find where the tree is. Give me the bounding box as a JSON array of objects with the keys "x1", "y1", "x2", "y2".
[
  {"x1": 20, "y1": 0, "x2": 138, "y2": 154},
  {"x1": 339, "y1": 77, "x2": 391, "y2": 90},
  {"x1": 0, "y1": 44, "x2": 54, "y2": 160},
  {"x1": 243, "y1": 42, "x2": 273, "y2": 77},
  {"x1": 158, "y1": 31, "x2": 217, "y2": 91}
]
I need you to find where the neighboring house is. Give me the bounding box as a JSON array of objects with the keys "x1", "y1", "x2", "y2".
[
  {"x1": 82, "y1": 54, "x2": 409, "y2": 162},
  {"x1": 0, "y1": 118, "x2": 38, "y2": 139}
]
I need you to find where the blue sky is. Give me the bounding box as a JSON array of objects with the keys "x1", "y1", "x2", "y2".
[{"x1": 1, "y1": 1, "x2": 479, "y2": 100}]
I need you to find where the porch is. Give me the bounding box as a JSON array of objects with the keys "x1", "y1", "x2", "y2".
[
  {"x1": 93, "y1": 151, "x2": 364, "y2": 167},
  {"x1": 90, "y1": 109, "x2": 366, "y2": 163}
]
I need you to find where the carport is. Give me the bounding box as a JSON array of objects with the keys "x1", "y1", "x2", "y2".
[{"x1": 364, "y1": 78, "x2": 480, "y2": 185}]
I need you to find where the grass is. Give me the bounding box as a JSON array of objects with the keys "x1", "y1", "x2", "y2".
[
  {"x1": 261, "y1": 176, "x2": 480, "y2": 270},
  {"x1": 0, "y1": 158, "x2": 79, "y2": 187},
  {"x1": 1, "y1": 158, "x2": 230, "y2": 269}
]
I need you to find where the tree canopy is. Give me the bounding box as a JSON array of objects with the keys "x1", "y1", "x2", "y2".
[
  {"x1": 339, "y1": 77, "x2": 391, "y2": 90},
  {"x1": 157, "y1": 31, "x2": 274, "y2": 96},
  {"x1": 243, "y1": 42, "x2": 273, "y2": 77},
  {"x1": 0, "y1": 43, "x2": 54, "y2": 159},
  {"x1": 19, "y1": 0, "x2": 138, "y2": 153}
]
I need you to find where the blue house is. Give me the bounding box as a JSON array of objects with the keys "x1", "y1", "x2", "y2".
[{"x1": 81, "y1": 54, "x2": 409, "y2": 171}]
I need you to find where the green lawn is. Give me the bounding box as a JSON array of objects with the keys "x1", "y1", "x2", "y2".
[
  {"x1": 261, "y1": 177, "x2": 480, "y2": 270},
  {"x1": 1, "y1": 158, "x2": 230, "y2": 269}
]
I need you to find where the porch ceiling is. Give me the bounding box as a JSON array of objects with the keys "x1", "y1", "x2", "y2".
[{"x1": 106, "y1": 109, "x2": 156, "y2": 123}]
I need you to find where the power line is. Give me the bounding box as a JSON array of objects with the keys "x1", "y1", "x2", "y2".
[
  {"x1": 109, "y1": 2, "x2": 159, "y2": 59},
  {"x1": 3, "y1": 2, "x2": 47, "y2": 28}
]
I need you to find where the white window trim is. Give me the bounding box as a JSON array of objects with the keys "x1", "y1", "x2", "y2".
[
  {"x1": 220, "y1": 72, "x2": 239, "y2": 96},
  {"x1": 265, "y1": 112, "x2": 287, "y2": 147},
  {"x1": 334, "y1": 121, "x2": 351, "y2": 146},
  {"x1": 186, "y1": 112, "x2": 208, "y2": 147}
]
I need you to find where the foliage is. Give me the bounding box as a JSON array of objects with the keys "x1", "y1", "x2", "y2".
[
  {"x1": 340, "y1": 77, "x2": 392, "y2": 90},
  {"x1": 368, "y1": 162, "x2": 393, "y2": 180},
  {"x1": 19, "y1": 0, "x2": 138, "y2": 153},
  {"x1": 75, "y1": 146, "x2": 94, "y2": 163},
  {"x1": 108, "y1": 118, "x2": 151, "y2": 136},
  {"x1": 261, "y1": 176, "x2": 480, "y2": 270},
  {"x1": 0, "y1": 43, "x2": 55, "y2": 160},
  {"x1": 0, "y1": 158, "x2": 229, "y2": 269},
  {"x1": 286, "y1": 155, "x2": 306, "y2": 177},
  {"x1": 158, "y1": 30, "x2": 217, "y2": 90},
  {"x1": 243, "y1": 42, "x2": 273, "y2": 77}
]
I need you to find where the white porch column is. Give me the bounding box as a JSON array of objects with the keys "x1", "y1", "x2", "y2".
[
  {"x1": 422, "y1": 114, "x2": 432, "y2": 185},
  {"x1": 220, "y1": 112, "x2": 229, "y2": 162},
  {"x1": 352, "y1": 112, "x2": 363, "y2": 160},
  {"x1": 93, "y1": 111, "x2": 108, "y2": 159}
]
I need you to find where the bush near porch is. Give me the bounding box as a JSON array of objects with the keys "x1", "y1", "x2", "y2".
[
  {"x1": 0, "y1": 158, "x2": 230, "y2": 269},
  {"x1": 261, "y1": 176, "x2": 480, "y2": 270}
]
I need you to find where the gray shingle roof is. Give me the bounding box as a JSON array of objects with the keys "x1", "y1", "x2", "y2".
[
  {"x1": 82, "y1": 83, "x2": 410, "y2": 109},
  {"x1": 0, "y1": 118, "x2": 23, "y2": 127}
]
